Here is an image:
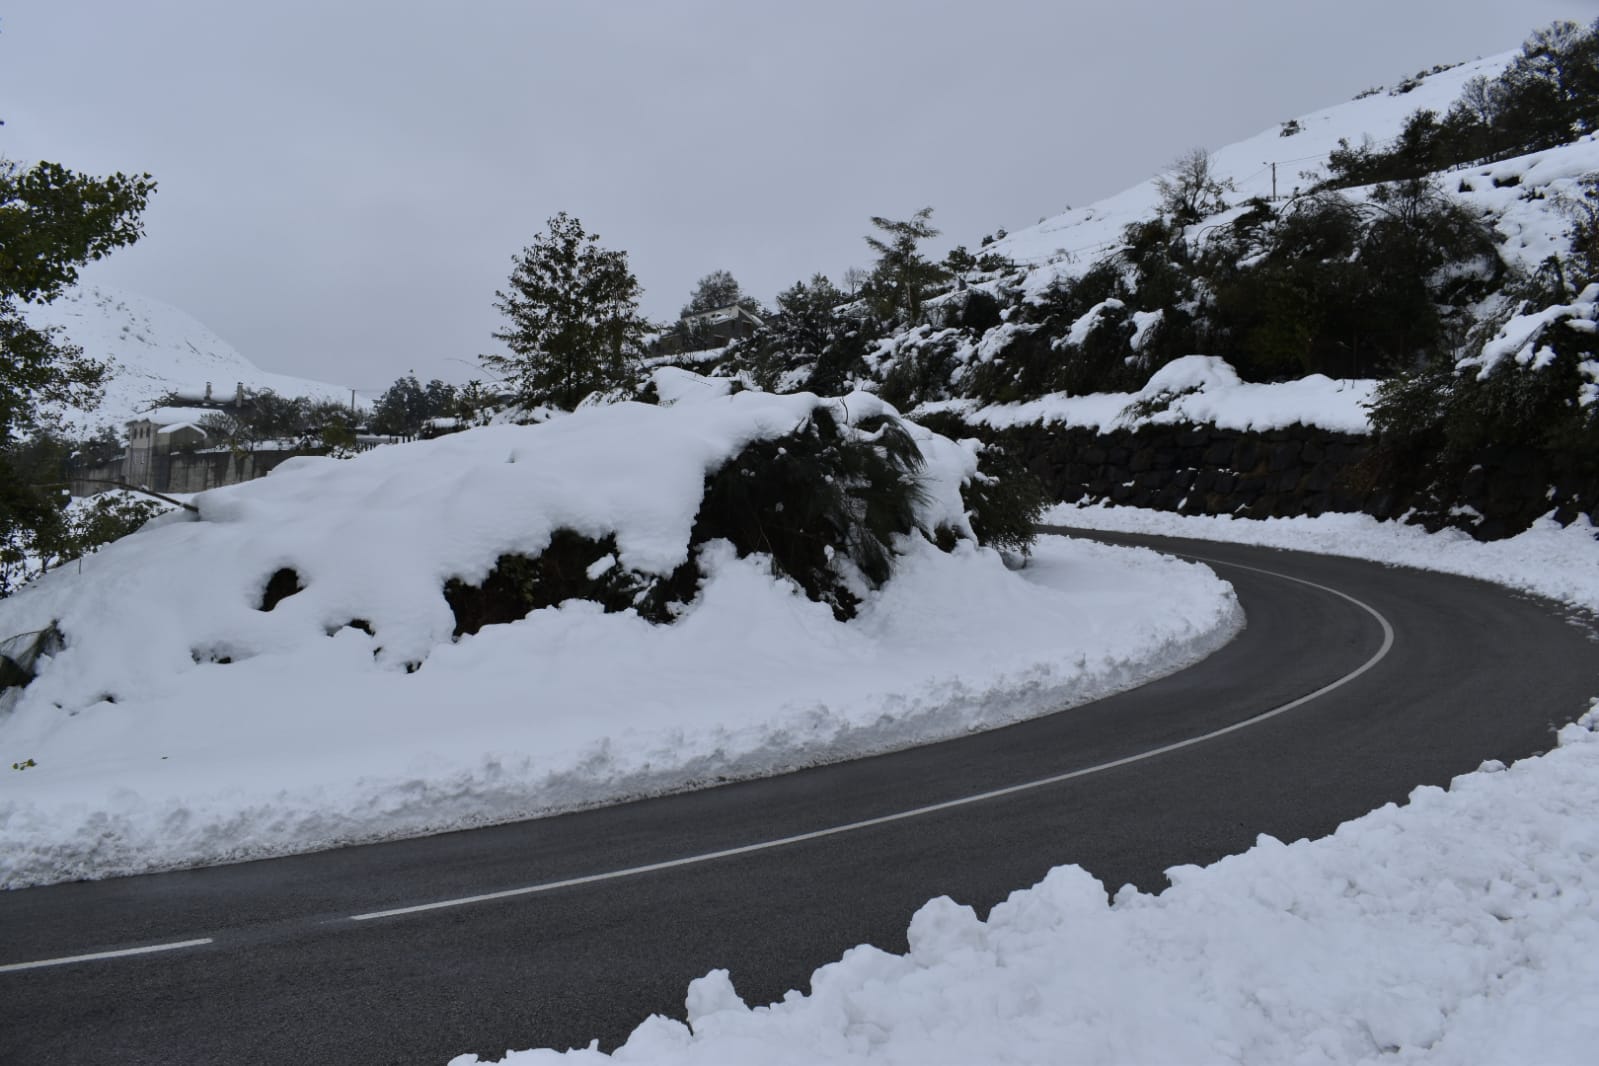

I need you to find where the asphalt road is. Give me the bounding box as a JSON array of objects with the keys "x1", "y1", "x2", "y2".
[{"x1": 2, "y1": 529, "x2": 1595, "y2": 1065}]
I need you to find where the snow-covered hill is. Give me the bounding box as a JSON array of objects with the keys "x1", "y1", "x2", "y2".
[
  {"x1": 976, "y1": 45, "x2": 1595, "y2": 312},
  {"x1": 990, "y1": 53, "x2": 1513, "y2": 282},
  {"x1": 23, "y1": 284, "x2": 362, "y2": 435}
]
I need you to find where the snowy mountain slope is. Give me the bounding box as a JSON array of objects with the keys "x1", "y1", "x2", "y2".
[
  {"x1": 989, "y1": 53, "x2": 1515, "y2": 287},
  {"x1": 22, "y1": 283, "x2": 362, "y2": 434},
  {"x1": 969, "y1": 41, "x2": 1597, "y2": 346}
]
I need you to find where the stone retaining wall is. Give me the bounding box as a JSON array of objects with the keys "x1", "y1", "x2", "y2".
[{"x1": 971, "y1": 420, "x2": 1598, "y2": 540}]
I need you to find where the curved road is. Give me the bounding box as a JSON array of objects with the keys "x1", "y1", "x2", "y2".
[{"x1": 2, "y1": 530, "x2": 1595, "y2": 1064}]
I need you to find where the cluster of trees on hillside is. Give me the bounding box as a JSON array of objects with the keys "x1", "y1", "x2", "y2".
[
  {"x1": 1321, "y1": 19, "x2": 1599, "y2": 188},
  {"x1": 476, "y1": 202, "x2": 993, "y2": 412},
  {"x1": 195, "y1": 392, "x2": 359, "y2": 455}
]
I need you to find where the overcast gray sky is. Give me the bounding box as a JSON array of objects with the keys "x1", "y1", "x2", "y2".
[{"x1": 3, "y1": 1, "x2": 1594, "y2": 392}]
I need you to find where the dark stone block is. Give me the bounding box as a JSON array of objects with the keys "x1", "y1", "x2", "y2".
[
  {"x1": 1268, "y1": 441, "x2": 1303, "y2": 472},
  {"x1": 1135, "y1": 470, "x2": 1170, "y2": 490},
  {"x1": 1305, "y1": 465, "x2": 1338, "y2": 493},
  {"x1": 1153, "y1": 486, "x2": 1186, "y2": 510}
]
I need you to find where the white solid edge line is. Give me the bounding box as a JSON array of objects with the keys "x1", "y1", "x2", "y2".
[
  {"x1": 0, "y1": 937, "x2": 214, "y2": 974},
  {"x1": 350, "y1": 555, "x2": 1395, "y2": 922}
]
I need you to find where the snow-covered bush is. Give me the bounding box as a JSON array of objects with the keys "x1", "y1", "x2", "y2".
[
  {"x1": 1368, "y1": 285, "x2": 1599, "y2": 534},
  {"x1": 914, "y1": 410, "x2": 1048, "y2": 556},
  {"x1": 0, "y1": 377, "x2": 983, "y2": 704}
]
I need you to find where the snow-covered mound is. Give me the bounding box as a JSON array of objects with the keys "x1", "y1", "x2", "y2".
[
  {"x1": 0, "y1": 377, "x2": 1239, "y2": 886},
  {"x1": 468, "y1": 512, "x2": 1599, "y2": 1066},
  {"x1": 924, "y1": 355, "x2": 1377, "y2": 434},
  {"x1": 22, "y1": 283, "x2": 360, "y2": 433}
]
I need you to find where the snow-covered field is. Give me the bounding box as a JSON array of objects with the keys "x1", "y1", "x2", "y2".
[
  {"x1": 0, "y1": 379, "x2": 1239, "y2": 888},
  {"x1": 457, "y1": 508, "x2": 1599, "y2": 1066},
  {"x1": 22, "y1": 283, "x2": 361, "y2": 433}
]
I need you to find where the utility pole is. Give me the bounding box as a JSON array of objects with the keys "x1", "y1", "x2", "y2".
[{"x1": 1263, "y1": 161, "x2": 1279, "y2": 201}]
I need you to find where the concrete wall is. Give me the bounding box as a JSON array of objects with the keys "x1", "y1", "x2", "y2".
[{"x1": 71, "y1": 448, "x2": 309, "y2": 497}]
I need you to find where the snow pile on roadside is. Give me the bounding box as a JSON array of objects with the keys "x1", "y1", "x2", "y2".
[
  {"x1": 462, "y1": 703, "x2": 1599, "y2": 1066},
  {"x1": 0, "y1": 383, "x2": 1240, "y2": 888},
  {"x1": 1048, "y1": 503, "x2": 1599, "y2": 608},
  {"x1": 457, "y1": 510, "x2": 1599, "y2": 1066},
  {"x1": 921, "y1": 355, "x2": 1376, "y2": 435}
]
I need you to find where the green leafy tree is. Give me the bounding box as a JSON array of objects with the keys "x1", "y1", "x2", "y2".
[
  {"x1": 863, "y1": 207, "x2": 950, "y2": 325},
  {"x1": 1, "y1": 157, "x2": 155, "y2": 595},
  {"x1": 482, "y1": 212, "x2": 647, "y2": 412}
]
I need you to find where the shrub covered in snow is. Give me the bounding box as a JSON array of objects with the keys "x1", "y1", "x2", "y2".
[
  {"x1": 1368, "y1": 284, "x2": 1599, "y2": 536},
  {"x1": 0, "y1": 376, "x2": 979, "y2": 705}
]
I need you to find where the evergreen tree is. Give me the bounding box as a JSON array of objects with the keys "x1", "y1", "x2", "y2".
[
  {"x1": 943, "y1": 245, "x2": 977, "y2": 284},
  {"x1": 371, "y1": 374, "x2": 427, "y2": 435},
  {"x1": 372, "y1": 373, "x2": 458, "y2": 435},
  {"x1": 863, "y1": 207, "x2": 949, "y2": 325},
  {"x1": 728, "y1": 274, "x2": 873, "y2": 395},
  {"x1": 1, "y1": 157, "x2": 155, "y2": 595},
  {"x1": 482, "y1": 212, "x2": 646, "y2": 412}
]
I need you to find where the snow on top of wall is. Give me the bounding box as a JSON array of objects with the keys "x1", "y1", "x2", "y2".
[
  {"x1": 923, "y1": 355, "x2": 1377, "y2": 435},
  {"x1": 21, "y1": 284, "x2": 362, "y2": 434}
]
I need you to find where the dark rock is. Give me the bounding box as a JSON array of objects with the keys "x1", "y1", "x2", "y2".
[{"x1": 259, "y1": 568, "x2": 303, "y2": 612}]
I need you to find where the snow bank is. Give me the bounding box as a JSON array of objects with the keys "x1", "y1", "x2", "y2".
[
  {"x1": 460, "y1": 704, "x2": 1599, "y2": 1066},
  {"x1": 1046, "y1": 503, "x2": 1599, "y2": 609},
  {"x1": 922, "y1": 355, "x2": 1377, "y2": 434},
  {"x1": 457, "y1": 510, "x2": 1599, "y2": 1066},
  {"x1": 0, "y1": 382, "x2": 1240, "y2": 887}
]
